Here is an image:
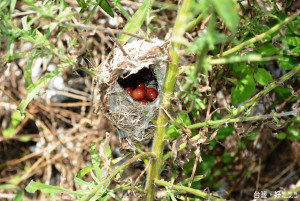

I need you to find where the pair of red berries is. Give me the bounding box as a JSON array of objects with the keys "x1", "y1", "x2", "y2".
[{"x1": 125, "y1": 81, "x2": 158, "y2": 104}]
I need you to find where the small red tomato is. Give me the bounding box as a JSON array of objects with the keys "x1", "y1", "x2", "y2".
[
  {"x1": 136, "y1": 81, "x2": 145, "y2": 88},
  {"x1": 146, "y1": 88, "x2": 158, "y2": 101},
  {"x1": 132, "y1": 88, "x2": 146, "y2": 100},
  {"x1": 125, "y1": 87, "x2": 133, "y2": 97},
  {"x1": 138, "y1": 99, "x2": 147, "y2": 104}
]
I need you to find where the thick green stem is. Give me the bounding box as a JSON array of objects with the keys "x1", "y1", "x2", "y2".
[
  {"x1": 154, "y1": 179, "x2": 224, "y2": 201},
  {"x1": 80, "y1": 152, "x2": 156, "y2": 201},
  {"x1": 144, "y1": 0, "x2": 191, "y2": 200},
  {"x1": 214, "y1": 10, "x2": 300, "y2": 58}
]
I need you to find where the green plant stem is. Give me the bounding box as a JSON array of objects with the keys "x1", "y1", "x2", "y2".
[
  {"x1": 227, "y1": 63, "x2": 300, "y2": 118},
  {"x1": 80, "y1": 152, "x2": 156, "y2": 201},
  {"x1": 153, "y1": 179, "x2": 224, "y2": 201},
  {"x1": 188, "y1": 109, "x2": 299, "y2": 131},
  {"x1": 163, "y1": 109, "x2": 299, "y2": 160},
  {"x1": 185, "y1": 8, "x2": 209, "y2": 32},
  {"x1": 144, "y1": 1, "x2": 191, "y2": 200},
  {"x1": 115, "y1": 3, "x2": 131, "y2": 21},
  {"x1": 152, "y1": 1, "x2": 178, "y2": 11},
  {"x1": 214, "y1": 10, "x2": 300, "y2": 58},
  {"x1": 112, "y1": 186, "x2": 145, "y2": 194},
  {"x1": 209, "y1": 54, "x2": 279, "y2": 64},
  {"x1": 163, "y1": 64, "x2": 300, "y2": 160}
]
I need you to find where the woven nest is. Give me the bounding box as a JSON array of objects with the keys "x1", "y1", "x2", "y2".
[{"x1": 95, "y1": 39, "x2": 168, "y2": 143}]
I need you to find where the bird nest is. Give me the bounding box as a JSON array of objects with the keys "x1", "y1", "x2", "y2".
[{"x1": 95, "y1": 39, "x2": 168, "y2": 143}]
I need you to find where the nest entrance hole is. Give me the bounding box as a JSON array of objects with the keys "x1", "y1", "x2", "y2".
[{"x1": 117, "y1": 66, "x2": 158, "y2": 90}]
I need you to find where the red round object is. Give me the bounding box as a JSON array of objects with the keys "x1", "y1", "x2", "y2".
[
  {"x1": 136, "y1": 81, "x2": 145, "y2": 88},
  {"x1": 138, "y1": 99, "x2": 147, "y2": 104},
  {"x1": 146, "y1": 88, "x2": 158, "y2": 101},
  {"x1": 125, "y1": 87, "x2": 133, "y2": 97},
  {"x1": 132, "y1": 88, "x2": 146, "y2": 100}
]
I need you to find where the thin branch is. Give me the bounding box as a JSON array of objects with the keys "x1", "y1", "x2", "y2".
[
  {"x1": 228, "y1": 64, "x2": 300, "y2": 118},
  {"x1": 70, "y1": 23, "x2": 151, "y2": 42},
  {"x1": 163, "y1": 108, "x2": 300, "y2": 161},
  {"x1": 154, "y1": 179, "x2": 225, "y2": 201},
  {"x1": 214, "y1": 10, "x2": 300, "y2": 58},
  {"x1": 187, "y1": 108, "x2": 300, "y2": 130},
  {"x1": 185, "y1": 8, "x2": 209, "y2": 32}
]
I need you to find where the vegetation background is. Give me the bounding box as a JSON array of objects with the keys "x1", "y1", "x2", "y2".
[{"x1": 0, "y1": 0, "x2": 299, "y2": 200}]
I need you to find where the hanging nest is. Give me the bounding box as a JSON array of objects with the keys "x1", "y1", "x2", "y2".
[{"x1": 95, "y1": 39, "x2": 168, "y2": 143}]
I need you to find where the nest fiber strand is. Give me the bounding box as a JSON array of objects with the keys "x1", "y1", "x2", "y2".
[{"x1": 96, "y1": 39, "x2": 167, "y2": 143}]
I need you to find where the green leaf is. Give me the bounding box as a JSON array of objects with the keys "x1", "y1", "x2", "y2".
[
  {"x1": 84, "y1": 4, "x2": 98, "y2": 24},
  {"x1": 166, "y1": 113, "x2": 192, "y2": 139},
  {"x1": 60, "y1": 0, "x2": 67, "y2": 10},
  {"x1": 20, "y1": 136, "x2": 31, "y2": 142},
  {"x1": 76, "y1": 0, "x2": 86, "y2": 8},
  {"x1": 255, "y1": 43, "x2": 279, "y2": 56},
  {"x1": 291, "y1": 46, "x2": 300, "y2": 56},
  {"x1": 108, "y1": 192, "x2": 124, "y2": 201},
  {"x1": 18, "y1": 68, "x2": 65, "y2": 113},
  {"x1": 104, "y1": 144, "x2": 111, "y2": 159},
  {"x1": 198, "y1": 154, "x2": 214, "y2": 175},
  {"x1": 79, "y1": 67, "x2": 98, "y2": 77},
  {"x1": 74, "y1": 176, "x2": 95, "y2": 188},
  {"x1": 10, "y1": 0, "x2": 17, "y2": 16},
  {"x1": 245, "y1": 132, "x2": 257, "y2": 141},
  {"x1": 230, "y1": 63, "x2": 250, "y2": 77},
  {"x1": 0, "y1": 1, "x2": 10, "y2": 11},
  {"x1": 90, "y1": 142, "x2": 102, "y2": 181},
  {"x1": 287, "y1": 126, "x2": 299, "y2": 141},
  {"x1": 25, "y1": 180, "x2": 84, "y2": 196},
  {"x1": 277, "y1": 55, "x2": 299, "y2": 70},
  {"x1": 98, "y1": 0, "x2": 114, "y2": 17},
  {"x1": 166, "y1": 124, "x2": 180, "y2": 139},
  {"x1": 24, "y1": 50, "x2": 39, "y2": 89},
  {"x1": 277, "y1": 132, "x2": 287, "y2": 140},
  {"x1": 9, "y1": 176, "x2": 20, "y2": 184},
  {"x1": 118, "y1": 0, "x2": 152, "y2": 44},
  {"x1": 0, "y1": 184, "x2": 23, "y2": 201},
  {"x1": 211, "y1": 0, "x2": 239, "y2": 32},
  {"x1": 231, "y1": 74, "x2": 256, "y2": 105},
  {"x1": 2, "y1": 128, "x2": 15, "y2": 138},
  {"x1": 76, "y1": 164, "x2": 93, "y2": 178},
  {"x1": 187, "y1": 33, "x2": 226, "y2": 54},
  {"x1": 216, "y1": 125, "x2": 234, "y2": 139},
  {"x1": 254, "y1": 68, "x2": 273, "y2": 86},
  {"x1": 11, "y1": 110, "x2": 23, "y2": 127},
  {"x1": 209, "y1": 139, "x2": 217, "y2": 147},
  {"x1": 286, "y1": 19, "x2": 300, "y2": 36},
  {"x1": 285, "y1": 36, "x2": 300, "y2": 46},
  {"x1": 177, "y1": 113, "x2": 191, "y2": 126},
  {"x1": 274, "y1": 87, "x2": 291, "y2": 100},
  {"x1": 221, "y1": 153, "x2": 233, "y2": 164},
  {"x1": 13, "y1": 192, "x2": 23, "y2": 201}
]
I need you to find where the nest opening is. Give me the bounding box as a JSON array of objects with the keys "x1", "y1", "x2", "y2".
[{"x1": 117, "y1": 66, "x2": 158, "y2": 90}]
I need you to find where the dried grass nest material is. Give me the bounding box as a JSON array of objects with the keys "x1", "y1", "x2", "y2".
[{"x1": 95, "y1": 38, "x2": 168, "y2": 143}]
